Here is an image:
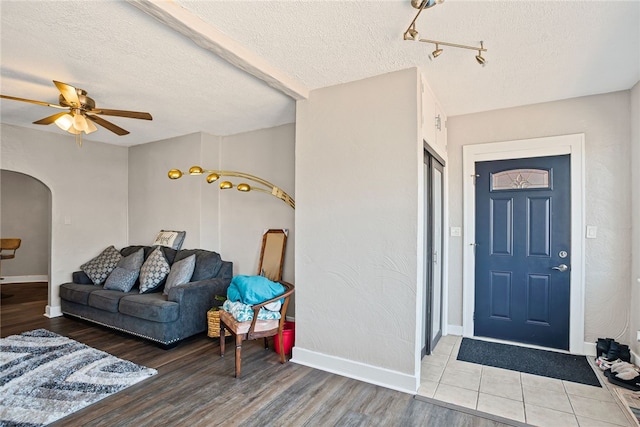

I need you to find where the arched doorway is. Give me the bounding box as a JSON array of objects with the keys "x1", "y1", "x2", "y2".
[{"x1": 1, "y1": 170, "x2": 51, "y2": 308}]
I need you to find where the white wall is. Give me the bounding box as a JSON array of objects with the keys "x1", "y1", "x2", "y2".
[
  {"x1": 218, "y1": 124, "x2": 295, "y2": 282},
  {"x1": 1, "y1": 170, "x2": 50, "y2": 277},
  {"x1": 128, "y1": 125, "x2": 295, "y2": 285},
  {"x1": 447, "y1": 91, "x2": 633, "y2": 345},
  {"x1": 630, "y1": 81, "x2": 640, "y2": 360},
  {"x1": 128, "y1": 132, "x2": 207, "y2": 249},
  {"x1": 0, "y1": 124, "x2": 128, "y2": 316},
  {"x1": 294, "y1": 68, "x2": 422, "y2": 393}
]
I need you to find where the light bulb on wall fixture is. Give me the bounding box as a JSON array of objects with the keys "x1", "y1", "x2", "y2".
[{"x1": 167, "y1": 166, "x2": 295, "y2": 209}]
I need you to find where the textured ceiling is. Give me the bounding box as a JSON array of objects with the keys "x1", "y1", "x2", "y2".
[{"x1": 1, "y1": 1, "x2": 638, "y2": 147}]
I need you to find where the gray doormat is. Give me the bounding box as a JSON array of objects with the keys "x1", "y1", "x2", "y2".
[{"x1": 457, "y1": 338, "x2": 601, "y2": 387}]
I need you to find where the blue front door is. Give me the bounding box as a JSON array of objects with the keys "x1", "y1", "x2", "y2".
[{"x1": 474, "y1": 155, "x2": 571, "y2": 350}]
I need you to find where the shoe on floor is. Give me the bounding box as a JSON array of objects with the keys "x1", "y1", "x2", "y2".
[{"x1": 608, "y1": 371, "x2": 640, "y2": 391}]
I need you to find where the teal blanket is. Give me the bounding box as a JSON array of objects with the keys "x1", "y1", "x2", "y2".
[{"x1": 227, "y1": 275, "x2": 285, "y2": 305}]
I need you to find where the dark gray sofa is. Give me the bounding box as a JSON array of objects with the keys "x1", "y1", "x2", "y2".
[{"x1": 60, "y1": 245, "x2": 232, "y2": 347}]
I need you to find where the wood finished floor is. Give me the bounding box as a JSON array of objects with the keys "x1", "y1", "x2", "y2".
[{"x1": 1, "y1": 282, "x2": 513, "y2": 426}]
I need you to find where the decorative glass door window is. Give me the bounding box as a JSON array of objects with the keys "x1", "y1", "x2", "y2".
[{"x1": 491, "y1": 168, "x2": 550, "y2": 191}]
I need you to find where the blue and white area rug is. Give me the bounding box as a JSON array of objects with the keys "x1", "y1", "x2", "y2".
[{"x1": 0, "y1": 329, "x2": 157, "y2": 426}]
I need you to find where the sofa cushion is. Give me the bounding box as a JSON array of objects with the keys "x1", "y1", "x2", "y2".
[
  {"x1": 163, "y1": 254, "x2": 196, "y2": 296},
  {"x1": 88, "y1": 289, "x2": 135, "y2": 313},
  {"x1": 174, "y1": 249, "x2": 222, "y2": 281},
  {"x1": 152, "y1": 230, "x2": 186, "y2": 250},
  {"x1": 59, "y1": 283, "x2": 97, "y2": 305},
  {"x1": 81, "y1": 245, "x2": 123, "y2": 285},
  {"x1": 139, "y1": 246, "x2": 170, "y2": 294},
  {"x1": 119, "y1": 293, "x2": 180, "y2": 323},
  {"x1": 103, "y1": 267, "x2": 139, "y2": 292}
]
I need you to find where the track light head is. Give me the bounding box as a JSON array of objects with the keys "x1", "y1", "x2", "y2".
[
  {"x1": 432, "y1": 44, "x2": 443, "y2": 58},
  {"x1": 475, "y1": 41, "x2": 486, "y2": 66},
  {"x1": 404, "y1": 25, "x2": 419, "y2": 41}
]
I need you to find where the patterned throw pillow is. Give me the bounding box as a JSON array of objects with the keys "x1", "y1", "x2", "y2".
[
  {"x1": 163, "y1": 254, "x2": 196, "y2": 296},
  {"x1": 152, "y1": 230, "x2": 186, "y2": 250},
  {"x1": 103, "y1": 267, "x2": 139, "y2": 292},
  {"x1": 80, "y1": 246, "x2": 123, "y2": 285},
  {"x1": 139, "y1": 246, "x2": 170, "y2": 294}
]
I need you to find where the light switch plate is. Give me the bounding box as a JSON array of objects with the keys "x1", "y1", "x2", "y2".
[
  {"x1": 586, "y1": 225, "x2": 597, "y2": 239},
  {"x1": 450, "y1": 227, "x2": 462, "y2": 237}
]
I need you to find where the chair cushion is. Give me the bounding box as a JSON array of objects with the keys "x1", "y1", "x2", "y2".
[
  {"x1": 88, "y1": 289, "x2": 134, "y2": 313},
  {"x1": 219, "y1": 309, "x2": 279, "y2": 335},
  {"x1": 59, "y1": 283, "x2": 98, "y2": 305},
  {"x1": 119, "y1": 293, "x2": 179, "y2": 323}
]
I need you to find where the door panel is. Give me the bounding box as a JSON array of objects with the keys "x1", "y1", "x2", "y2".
[{"x1": 475, "y1": 155, "x2": 571, "y2": 350}]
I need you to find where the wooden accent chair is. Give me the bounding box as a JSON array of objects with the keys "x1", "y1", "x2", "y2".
[
  {"x1": 0, "y1": 238, "x2": 21, "y2": 280},
  {"x1": 219, "y1": 281, "x2": 295, "y2": 378},
  {"x1": 256, "y1": 229, "x2": 287, "y2": 281}
]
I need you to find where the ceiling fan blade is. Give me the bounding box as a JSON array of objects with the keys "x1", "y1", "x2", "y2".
[
  {"x1": 0, "y1": 94, "x2": 67, "y2": 109},
  {"x1": 89, "y1": 108, "x2": 152, "y2": 120},
  {"x1": 86, "y1": 114, "x2": 129, "y2": 136},
  {"x1": 53, "y1": 80, "x2": 80, "y2": 106},
  {"x1": 33, "y1": 112, "x2": 70, "y2": 125}
]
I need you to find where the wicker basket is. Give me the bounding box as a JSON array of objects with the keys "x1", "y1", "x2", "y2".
[{"x1": 207, "y1": 308, "x2": 230, "y2": 338}]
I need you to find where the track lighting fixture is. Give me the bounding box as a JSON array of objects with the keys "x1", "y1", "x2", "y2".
[
  {"x1": 475, "y1": 41, "x2": 486, "y2": 66},
  {"x1": 431, "y1": 44, "x2": 443, "y2": 58},
  {"x1": 404, "y1": 0, "x2": 487, "y2": 66}
]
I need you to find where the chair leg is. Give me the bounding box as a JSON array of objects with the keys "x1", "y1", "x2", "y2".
[
  {"x1": 235, "y1": 334, "x2": 243, "y2": 378},
  {"x1": 277, "y1": 331, "x2": 286, "y2": 364},
  {"x1": 264, "y1": 337, "x2": 269, "y2": 349}
]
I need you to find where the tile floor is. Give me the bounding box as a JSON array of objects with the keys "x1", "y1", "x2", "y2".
[{"x1": 418, "y1": 335, "x2": 638, "y2": 427}]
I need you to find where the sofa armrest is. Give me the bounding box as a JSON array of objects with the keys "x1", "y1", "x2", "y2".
[
  {"x1": 72, "y1": 270, "x2": 93, "y2": 284},
  {"x1": 167, "y1": 278, "x2": 230, "y2": 306}
]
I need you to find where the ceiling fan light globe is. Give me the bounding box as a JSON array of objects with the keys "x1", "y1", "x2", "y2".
[
  {"x1": 54, "y1": 113, "x2": 74, "y2": 131},
  {"x1": 73, "y1": 113, "x2": 88, "y2": 132},
  {"x1": 85, "y1": 118, "x2": 98, "y2": 134}
]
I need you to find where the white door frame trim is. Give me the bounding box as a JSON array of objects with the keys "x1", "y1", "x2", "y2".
[{"x1": 462, "y1": 133, "x2": 586, "y2": 354}]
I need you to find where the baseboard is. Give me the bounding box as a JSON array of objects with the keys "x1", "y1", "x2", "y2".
[
  {"x1": 583, "y1": 341, "x2": 597, "y2": 357},
  {"x1": 45, "y1": 305, "x2": 63, "y2": 318},
  {"x1": 0, "y1": 275, "x2": 48, "y2": 284},
  {"x1": 446, "y1": 324, "x2": 463, "y2": 336},
  {"x1": 291, "y1": 347, "x2": 418, "y2": 394}
]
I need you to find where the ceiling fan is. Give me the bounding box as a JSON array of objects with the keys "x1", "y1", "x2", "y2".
[{"x1": 0, "y1": 80, "x2": 152, "y2": 145}]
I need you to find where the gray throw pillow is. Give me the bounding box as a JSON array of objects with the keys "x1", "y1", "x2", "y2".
[
  {"x1": 163, "y1": 254, "x2": 196, "y2": 295},
  {"x1": 118, "y1": 248, "x2": 144, "y2": 271},
  {"x1": 103, "y1": 267, "x2": 139, "y2": 292},
  {"x1": 139, "y1": 246, "x2": 170, "y2": 294},
  {"x1": 80, "y1": 246, "x2": 123, "y2": 285}
]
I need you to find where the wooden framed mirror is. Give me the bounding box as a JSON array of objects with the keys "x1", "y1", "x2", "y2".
[{"x1": 257, "y1": 229, "x2": 287, "y2": 281}]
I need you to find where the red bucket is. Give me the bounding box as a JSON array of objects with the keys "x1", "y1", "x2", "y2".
[{"x1": 274, "y1": 321, "x2": 295, "y2": 355}]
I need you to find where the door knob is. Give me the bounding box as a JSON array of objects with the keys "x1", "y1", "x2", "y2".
[{"x1": 552, "y1": 264, "x2": 569, "y2": 272}]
